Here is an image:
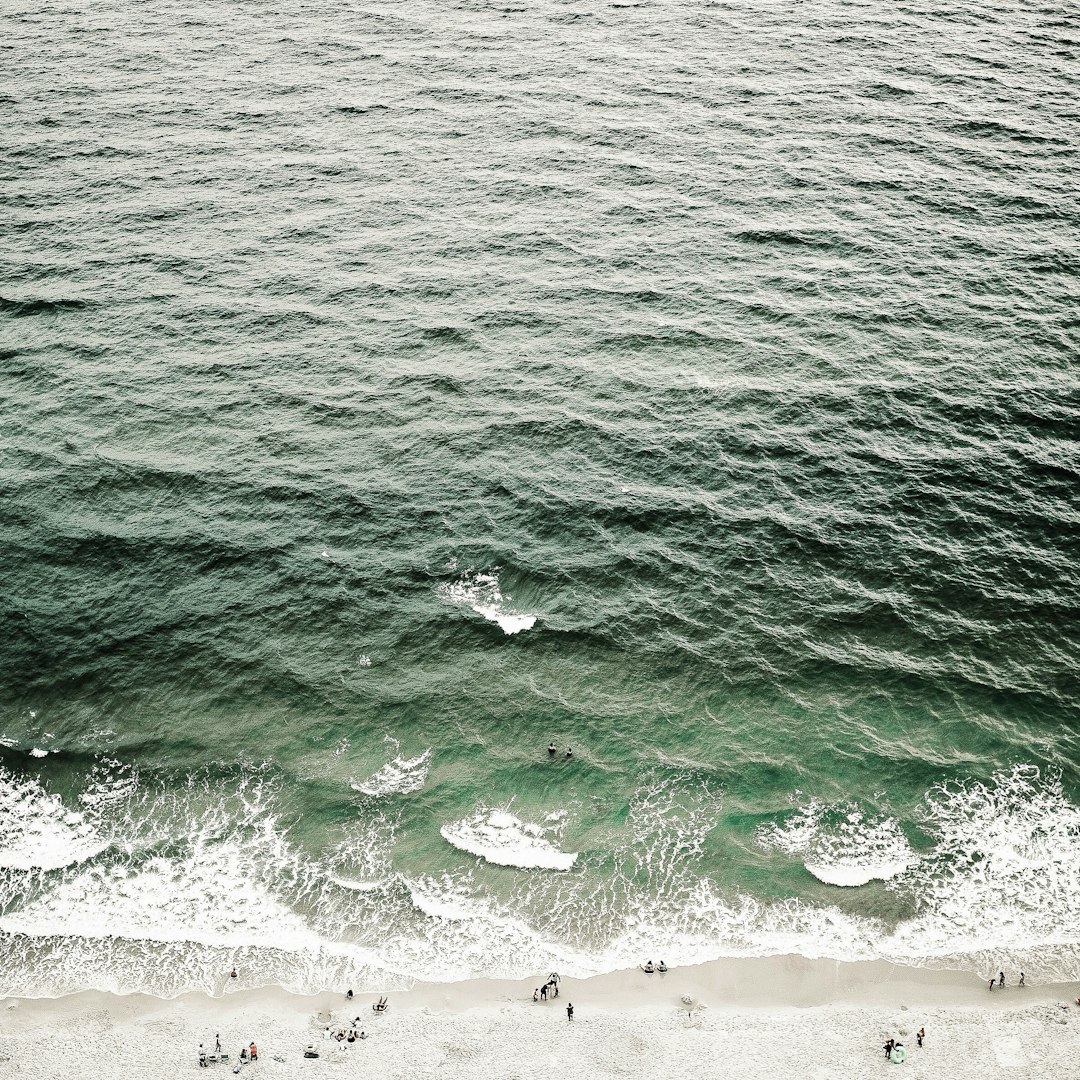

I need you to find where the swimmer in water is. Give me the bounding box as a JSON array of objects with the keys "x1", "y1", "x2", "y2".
[
  {"x1": 548, "y1": 743, "x2": 557, "y2": 755},
  {"x1": 565, "y1": 747, "x2": 573, "y2": 758}
]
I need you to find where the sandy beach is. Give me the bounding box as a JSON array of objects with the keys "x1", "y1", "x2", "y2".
[{"x1": 2, "y1": 956, "x2": 1078, "y2": 1079}]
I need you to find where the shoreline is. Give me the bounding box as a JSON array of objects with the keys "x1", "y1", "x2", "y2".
[
  {"x1": 2, "y1": 955, "x2": 1077, "y2": 1078},
  {"x1": 2, "y1": 953, "x2": 1074, "y2": 1018}
]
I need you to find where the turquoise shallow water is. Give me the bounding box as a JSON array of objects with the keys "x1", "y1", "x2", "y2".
[{"x1": 1, "y1": 0, "x2": 1079, "y2": 997}]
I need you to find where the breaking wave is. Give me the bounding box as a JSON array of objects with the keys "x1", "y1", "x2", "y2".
[{"x1": 437, "y1": 569, "x2": 538, "y2": 635}]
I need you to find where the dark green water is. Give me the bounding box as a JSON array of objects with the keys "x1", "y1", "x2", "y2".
[{"x1": 1, "y1": 0, "x2": 1078, "y2": 997}]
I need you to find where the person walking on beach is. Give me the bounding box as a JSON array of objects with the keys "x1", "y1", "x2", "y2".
[
  {"x1": 567, "y1": 1002, "x2": 574, "y2": 1021},
  {"x1": 999, "y1": 971, "x2": 1005, "y2": 988},
  {"x1": 988, "y1": 978, "x2": 995, "y2": 991},
  {"x1": 540, "y1": 983, "x2": 548, "y2": 1001},
  {"x1": 916, "y1": 1028, "x2": 924, "y2": 1048},
  {"x1": 215, "y1": 1034, "x2": 222, "y2": 1054},
  {"x1": 1019, "y1": 972, "x2": 1025, "y2": 987},
  {"x1": 249, "y1": 1042, "x2": 258, "y2": 1061},
  {"x1": 884, "y1": 1038, "x2": 894, "y2": 1059}
]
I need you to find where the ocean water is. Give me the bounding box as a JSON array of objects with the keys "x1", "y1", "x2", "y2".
[{"x1": 1, "y1": 0, "x2": 1078, "y2": 998}]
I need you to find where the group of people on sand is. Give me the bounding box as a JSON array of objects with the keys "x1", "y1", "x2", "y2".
[
  {"x1": 324, "y1": 1024, "x2": 368, "y2": 1043},
  {"x1": 344, "y1": 989, "x2": 388, "y2": 1012},
  {"x1": 988, "y1": 970, "x2": 1025, "y2": 990},
  {"x1": 883, "y1": 1029, "x2": 925, "y2": 1063},
  {"x1": 882, "y1": 1031, "x2": 923, "y2": 1065},
  {"x1": 197, "y1": 1034, "x2": 257, "y2": 1068},
  {"x1": 642, "y1": 960, "x2": 668, "y2": 974},
  {"x1": 534, "y1": 972, "x2": 561, "y2": 1001},
  {"x1": 306, "y1": 1016, "x2": 372, "y2": 1059}
]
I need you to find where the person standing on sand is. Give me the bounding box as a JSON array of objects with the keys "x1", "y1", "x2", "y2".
[
  {"x1": 541, "y1": 983, "x2": 548, "y2": 1001},
  {"x1": 884, "y1": 1038, "x2": 894, "y2": 1059},
  {"x1": 999, "y1": 971, "x2": 1005, "y2": 988},
  {"x1": 988, "y1": 978, "x2": 994, "y2": 991},
  {"x1": 916, "y1": 1028, "x2": 924, "y2": 1048},
  {"x1": 533, "y1": 988, "x2": 539, "y2": 1002},
  {"x1": 215, "y1": 1034, "x2": 222, "y2": 1053},
  {"x1": 1019, "y1": 972, "x2": 1025, "y2": 987},
  {"x1": 567, "y1": 1003, "x2": 574, "y2": 1021}
]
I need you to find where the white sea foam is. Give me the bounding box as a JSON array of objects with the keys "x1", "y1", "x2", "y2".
[
  {"x1": 437, "y1": 569, "x2": 537, "y2": 634},
  {"x1": 758, "y1": 799, "x2": 915, "y2": 886},
  {"x1": 5, "y1": 759, "x2": 1080, "y2": 998},
  {"x1": 884, "y1": 764, "x2": 1080, "y2": 966},
  {"x1": 440, "y1": 808, "x2": 577, "y2": 871},
  {"x1": 0, "y1": 767, "x2": 107, "y2": 870},
  {"x1": 353, "y1": 747, "x2": 432, "y2": 797}
]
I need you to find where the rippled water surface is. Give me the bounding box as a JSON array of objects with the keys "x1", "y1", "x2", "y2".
[{"x1": 1, "y1": 0, "x2": 1078, "y2": 996}]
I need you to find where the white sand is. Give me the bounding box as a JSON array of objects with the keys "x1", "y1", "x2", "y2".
[{"x1": 1, "y1": 957, "x2": 1078, "y2": 1079}]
